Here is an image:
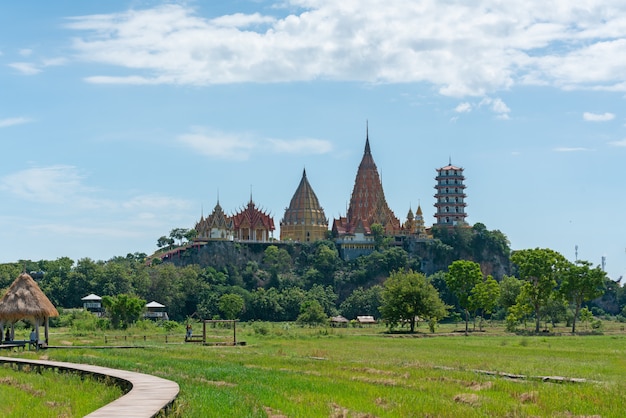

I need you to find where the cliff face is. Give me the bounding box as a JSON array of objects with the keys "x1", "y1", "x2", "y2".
[{"x1": 404, "y1": 238, "x2": 511, "y2": 280}]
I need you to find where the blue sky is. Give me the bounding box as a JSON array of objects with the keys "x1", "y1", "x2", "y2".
[{"x1": 1, "y1": 0, "x2": 625, "y2": 280}]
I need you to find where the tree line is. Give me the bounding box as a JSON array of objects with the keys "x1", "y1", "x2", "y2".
[{"x1": 0, "y1": 224, "x2": 623, "y2": 332}]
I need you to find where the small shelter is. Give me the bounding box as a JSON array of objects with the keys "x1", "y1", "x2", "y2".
[
  {"x1": 145, "y1": 301, "x2": 169, "y2": 320},
  {"x1": 0, "y1": 273, "x2": 59, "y2": 345},
  {"x1": 330, "y1": 315, "x2": 349, "y2": 327},
  {"x1": 81, "y1": 293, "x2": 103, "y2": 315},
  {"x1": 356, "y1": 315, "x2": 377, "y2": 325}
]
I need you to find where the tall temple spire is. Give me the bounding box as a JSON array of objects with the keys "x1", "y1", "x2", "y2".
[
  {"x1": 334, "y1": 126, "x2": 400, "y2": 236},
  {"x1": 364, "y1": 120, "x2": 371, "y2": 155}
]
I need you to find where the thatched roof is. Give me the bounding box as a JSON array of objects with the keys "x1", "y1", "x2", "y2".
[{"x1": 0, "y1": 273, "x2": 59, "y2": 322}]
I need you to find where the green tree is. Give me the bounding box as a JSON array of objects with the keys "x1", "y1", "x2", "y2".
[
  {"x1": 511, "y1": 248, "x2": 567, "y2": 333},
  {"x1": 469, "y1": 275, "x2": 500, "y2": 330},
  {"x1": 296, "y1": 300, "x2": 328, "y2": 326},
  {"x1": 560, "y1": 260, "x2": 606, "y2": 333},
  {"x1": 218, "y1": 293, "x2": 245, "y2": 320},
  {"x1": 339, "y1": 286, "x2": 382, "y2": 320},
  {"x1": 102, "y1": 294, "x2": 146, "y2": 329},
  {"x1": 498, "y1": 275, "x2": 522, "y2": 311},
  {"x1": 380, "y1": 270, "x2": 448, "y2": 332},
  {"x1": 370, "y1": 223, "x2": 391, "y2": 250},
  {"x1": 157, "y1": 236, "x2": 174, "y2": 249},
  {"x1": 263, "y1": 245, "x2": 292, "y2": 277},
  {"x1": 446, "y1": 260, "x2": 483, "y2": 334},
  {"x1": 169, "y1": 228, "x2": 189, "y2": 246}
]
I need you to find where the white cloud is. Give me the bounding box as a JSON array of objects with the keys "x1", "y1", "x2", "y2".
[
  {"x1": 0, "y1": 117, "x2": 31, "y2": 128},
  {"x1": 178, "y1": 129, "x2": 256, "y2": 160},
  {"x1": 19, "y1": 49, "x2": 33, "y2": 56},
  {"x1": 65, "y1": 2, "x2": 626, "y2": 96},
  {"x1": 608, "y1": 138, "x2": 626, "y2": 147},
  {"x1": 178, "y1": 128, "x2": 333, "y2": 160},
  {"x1": 8, "y1": 62, "x2": 41, "y2": 75},
  {"x1": 267, "y1": 138, "x2": 333, "y2": 154},
  {"x1": 454, "y1": 102, "x2": 472, "y2": 113},
  {"x1": 583, "y1": 112, "x2": 615, "y2": 122},
  {"x1": 0, "y1": 165, "x2": 91, "y2": 204}
]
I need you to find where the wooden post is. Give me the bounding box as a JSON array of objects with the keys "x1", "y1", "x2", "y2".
[
  {"x1": 202, "y1": 320, "x2": 207, "y2": 344},
  {"x1": 233, "y1": 320, "x2": 236, "y2": 345},
  {"x1": 44, "y1": 318, "x2": 49, "y2": 345}
]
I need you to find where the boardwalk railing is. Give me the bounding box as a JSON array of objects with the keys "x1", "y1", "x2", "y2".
[{"x1": 0, "y1": 356, "x2": 179, "y2": 417}]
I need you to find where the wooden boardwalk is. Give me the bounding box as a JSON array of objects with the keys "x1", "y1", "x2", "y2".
[{"x1": 0, "y1": 356, "x2": 179, "y2": 417}]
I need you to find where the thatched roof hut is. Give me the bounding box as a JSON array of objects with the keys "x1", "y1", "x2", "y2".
[{"x1": 0, "y1": 273, "x2": 59, "y2": 345}]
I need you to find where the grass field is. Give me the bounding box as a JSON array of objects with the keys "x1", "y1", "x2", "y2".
[{"x1": 2, "y1": 322, "x2": 625, "y2": 417}]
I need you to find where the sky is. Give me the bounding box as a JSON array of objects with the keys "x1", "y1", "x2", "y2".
[{"x1": 1, "y1": 0, "x2": 625, "y2": 280}]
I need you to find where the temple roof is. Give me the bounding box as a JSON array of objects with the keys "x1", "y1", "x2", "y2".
[
  {"x1": 281, "y1": 168, "x2": 328, "y2": 226},
  {"x1": 231, "y1": 199, "x2": 275, "y2": 231}
]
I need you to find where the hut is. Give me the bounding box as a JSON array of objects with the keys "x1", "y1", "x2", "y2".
[
  {"x1": 330, "y1": 315, "x2": 349, "y2": 328},
  {"x1": 145, "y1": 301, "x2": 169, "y2": 320},
  {"x1": 81, "y1": 293, "x2": 103, "y2": 315},
  {"x1": 0, "y1": 273, "x2": 59, "y2": 346}
]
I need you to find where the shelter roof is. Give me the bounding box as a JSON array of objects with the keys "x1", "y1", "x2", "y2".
[
  {"x1": 81, "y1": 293, "x2": 102, "y2": 301},
  {"x1": 146, "y1": 301, "x2": 166, "y2": 308},
  {"x1": 0, "y1": 273, "x2": 59, "y2": 322}
]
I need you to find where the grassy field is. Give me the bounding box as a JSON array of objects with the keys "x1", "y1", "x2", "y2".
[
  {"x1": 0, "y1": 363, "x2": 122, "y2": 417},
  {"x1": 2, "y1": 322, "x2": 626, "y2": 417}
]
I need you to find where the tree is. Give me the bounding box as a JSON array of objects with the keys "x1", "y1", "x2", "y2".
[
  {"x1": 263, "y1": 245, "x2": 292, "y2": 277},
  {"x1": 157, "y1": 236, "x2": 174, "y2": 249},
  {"x1": 560, "y1": 260, "x2": 606, "y2": 333},
  {"x1": 218, "y1": 293, "x2": 245, "y2": 320},
  {"x1": 296, "y1": 300, "x2": 328, "y2": 326},
  {"x1": 469, "y1": 275, "x2": 500, "y2": 330},
  {"x1": 445, "y1": 260, "x2": 483, "y2": 334},
  {"x1": 380, "y1": 270, "x2": 448, "y2": 332},
  {"x1": 510, "y1": 248, "x2": 567, "y2": 333},
  {"x1": 339, "y1": 286, "x2": 382, "y2": 320},
  {"x1": 169, "y1": 228, "x2": 189, "y2": 246},
  {"x1": 370, "y1": 223, "x2": 391, "y2": 250},
  {"x1": 102, "y1": 294, "x2": 146, "y2": 329}
]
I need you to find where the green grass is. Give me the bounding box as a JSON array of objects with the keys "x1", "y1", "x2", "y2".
[
  {"x1": 0, "y1": 364, "x2": 122, "y2": 417},
  {"x1": 3, "y1": 322, "x2": 626, "y2": 417}
]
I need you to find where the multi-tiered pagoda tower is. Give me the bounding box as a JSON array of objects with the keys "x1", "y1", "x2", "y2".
[
  {"x1": 434, "y1": 162, "x2": 467, "y2": 226},
  {"x1": 280, "y1": 169, "x2": 328, "y2": 242}
]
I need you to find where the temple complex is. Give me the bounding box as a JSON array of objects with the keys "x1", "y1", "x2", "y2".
[
  {"x1": 434, "y1": 162, "x2": 467, "y2": 227},
  {"x1": 195, "y1": 200, "x2": 233, "y2": 241},
  {"x1": 280, "y1": 169, "x2": 328, "y2": 242},
  {"x1": 230, "y1": 197, "x2": 275, "y2": 242},
  {"x1": 187, "y1": 127, "x2": 469, "y2": 255}
]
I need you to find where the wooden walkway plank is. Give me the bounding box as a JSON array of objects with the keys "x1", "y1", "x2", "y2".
[{"x1": 0, "y1": 356, "x2": 179, "y2": 417}]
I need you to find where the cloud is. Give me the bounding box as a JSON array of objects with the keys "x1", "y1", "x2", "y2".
[
  {"x1": 608, "y1": 138, "x2": 626, "y2": 147},
  {"x1": 178, "y1": 129, "x2": 256, "y2": 160},
  {"x1": 19, "y1": 49, "x2": 33, "y2": 57},
  {"x1": 583, "y1": 112, "x2": 615, "y2": 122},
  {"x1": 65, "y1": 2, "x2": 626, "y2": 96},
  {"x1": 553, "y1": 147, "x2": 592, "y2": 152},
  {"x1": 454, "y1": 102, "x2": 472, "y2": 113},
  {"x1": 8, "y1": 62, "x2": 41, "y2": 75},
  {"x1": 8, "y1": 57, "x2": 66, "y2": 75},
  {"x1": 267, "y1": 138, "x2": 333, "y2": 154},
  {"x1": 178, "y1": 128, "x2": 333, "y2": 160},
  {"x1": 0, "y1": 117, "x2": 31, "y2": 128},
  {"x1": 0, "y1": 165, "x2": 93, "y2": 204}
]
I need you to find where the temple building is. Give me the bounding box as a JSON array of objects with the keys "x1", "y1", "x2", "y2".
[
  {"x1": 280, "y1": 169, "x2": 328, "y2": 242},
  {"x1": 333, "y1": 127, "x2": 401, "y2": 259},
  {"x1": 402, "y1": 204, "x2": 428, "y2": 239},
  {"x1": 231, "y1": 197, "x2": 275, "y2": 242},
  {"x1": 434, "y1": 162, "x2": 467, "y2": 226},
  {"x1": 195, "y1": 200, "x2": 233, "y2": 241}
]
